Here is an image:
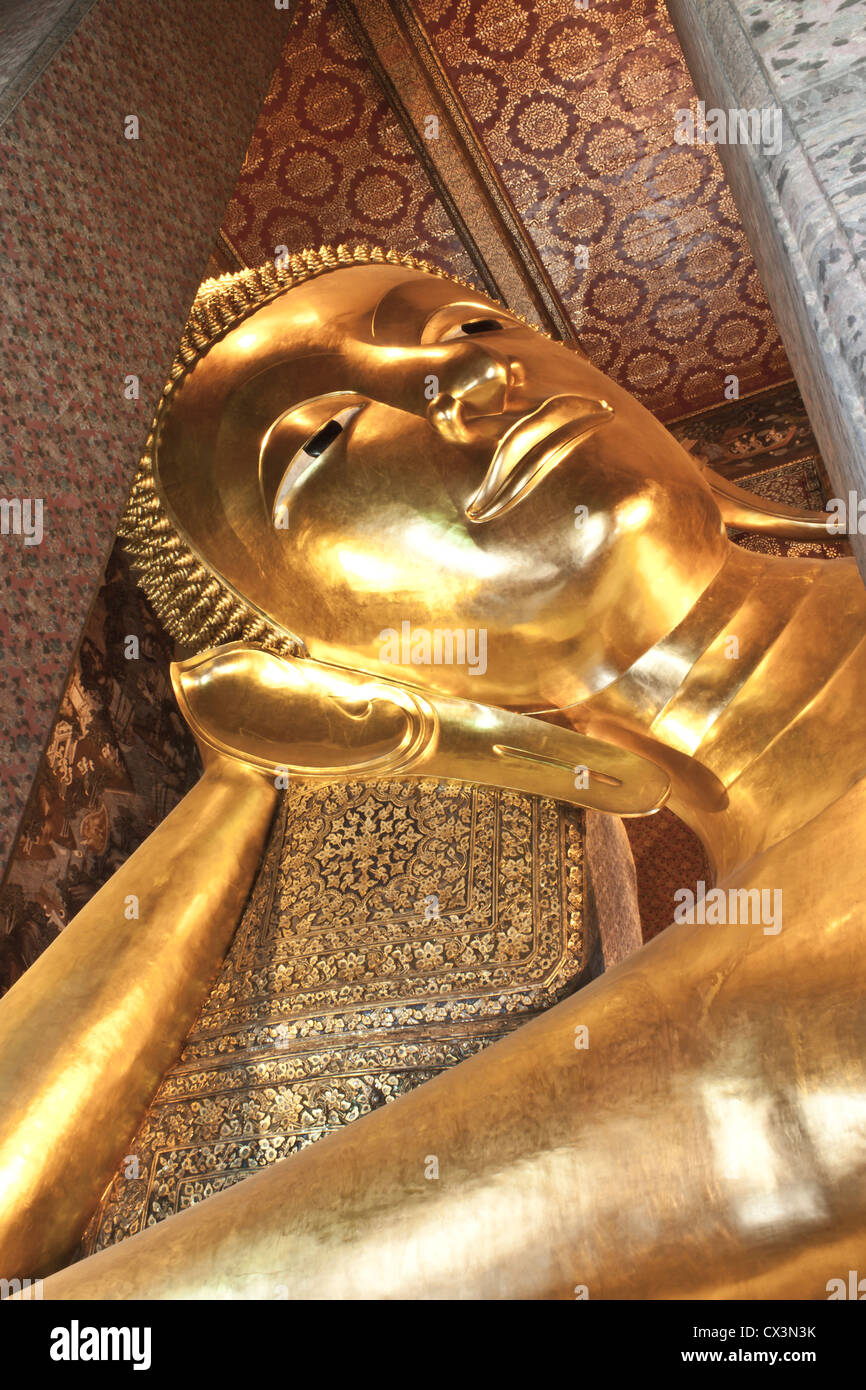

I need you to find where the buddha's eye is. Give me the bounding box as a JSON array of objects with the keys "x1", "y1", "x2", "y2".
[
  {"x1": 459, "y1": 318, "x2": 504, "y2": 335},
  {"x1": 303, "y1": 418, "x2": 344, "y2": 458},
  {"x1": 440, "y1": 317, "x2": 507, "y2": 342},
  {"x1": 271, "y1": 402, "x2": 363, "y2": 529}
]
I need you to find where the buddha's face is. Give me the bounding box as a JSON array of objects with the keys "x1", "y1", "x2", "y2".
[{"x1": 157, "y1": 262, "x2": 727, "y2": 710}]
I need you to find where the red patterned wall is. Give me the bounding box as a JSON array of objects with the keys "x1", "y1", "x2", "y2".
[
  {"x1": 413, "y1": 0, "x2": 791, "y2": 418},
  {"x1": 221, "y1": 0, "x2": 475, "y2": 276}
]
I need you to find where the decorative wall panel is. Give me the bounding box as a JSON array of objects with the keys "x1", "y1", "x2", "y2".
[
  {"x1": 220, "y1": 0, "x2": 475, "y2": 278},
  {"x1": 672, "y1": 380, "x2": 847, "y2": 560},
  {"x1": 83, "y1": 781, "x2": 590, "y2": 1250},
  {"x1": 411, "y1": 0, "x2": 792, "y2": 419}
]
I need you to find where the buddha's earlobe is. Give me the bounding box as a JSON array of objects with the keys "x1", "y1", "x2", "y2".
[{"x1": 704, "y1": 465, "x2": 837, "y2": 540}]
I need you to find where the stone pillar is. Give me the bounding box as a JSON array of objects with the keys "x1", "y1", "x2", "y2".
[
  {"x1": 0, "y1": 0, "x2": 292, "y2": 873},
  {"x1": 666, "y1": 0, "x2": 866, "y2": 577}
]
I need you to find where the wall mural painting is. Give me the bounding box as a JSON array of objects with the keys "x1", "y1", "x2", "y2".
[{"x1": 0, "y1": 553, "x2": 201, "y2": 993}]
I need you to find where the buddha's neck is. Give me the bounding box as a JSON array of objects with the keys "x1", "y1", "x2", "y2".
[{"x1": 567, "y1": 542, "x2": 866, "y2": 880}]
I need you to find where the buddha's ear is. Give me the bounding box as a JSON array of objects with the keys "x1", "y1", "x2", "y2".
[
  {"x1": 171, "y1": 642, "x2": 671, "y2": 818},
  {"x1": 703, "y1": 465, "x2": 837, "y2": 541}
]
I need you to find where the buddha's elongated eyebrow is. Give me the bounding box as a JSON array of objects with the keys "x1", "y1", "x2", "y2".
[{"x1": 370, "y1": 278, "x2": 517, "y2": 344}]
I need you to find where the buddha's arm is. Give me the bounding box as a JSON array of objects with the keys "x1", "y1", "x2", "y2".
[
  {"x1": 0, "y1": 753, "x2": 276, "y2": 1281},
  {"x1": 35, "y1": 780, "x2": 866, "y2": 1300}
]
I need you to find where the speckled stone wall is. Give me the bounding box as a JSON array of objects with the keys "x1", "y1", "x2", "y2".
[
  {"x1": 0, "y1": 0, "x2": 291, "y2": 876},
  {"x1": 666, "y1": 0, "x2": 866, "y2": 578}
]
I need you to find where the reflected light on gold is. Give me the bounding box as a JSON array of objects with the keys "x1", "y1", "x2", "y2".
[{"x1": 702, "y1": 1080, "x2": 827, "y2": 1235}]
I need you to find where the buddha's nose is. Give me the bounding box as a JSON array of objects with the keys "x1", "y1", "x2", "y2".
[
  {"x1": 426, "y1": 391, "x2": 470, "y2": 444},
  {"x1": 428, "y1": 341, "x2": 517, "y2": 426},
  {"x1": 426, "y1": 342, "x2": 524, "y2": 447}
]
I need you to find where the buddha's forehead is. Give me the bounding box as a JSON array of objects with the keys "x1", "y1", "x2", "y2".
[{"x1": 218, "y1": 261, "x2": 502, "y2": 362}]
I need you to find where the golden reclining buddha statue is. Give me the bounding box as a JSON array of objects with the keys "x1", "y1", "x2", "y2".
[{"x1": 2, "y1": 244, "x2": 864, "y2": 1300}]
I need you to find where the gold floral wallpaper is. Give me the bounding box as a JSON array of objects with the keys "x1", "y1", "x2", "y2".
[
  {"x1": 217, "y1": 0, "x2": 475, "y2": 279},
  {"x1": 83, "y1": 780, "x2": 591, "y2": 1250}
]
